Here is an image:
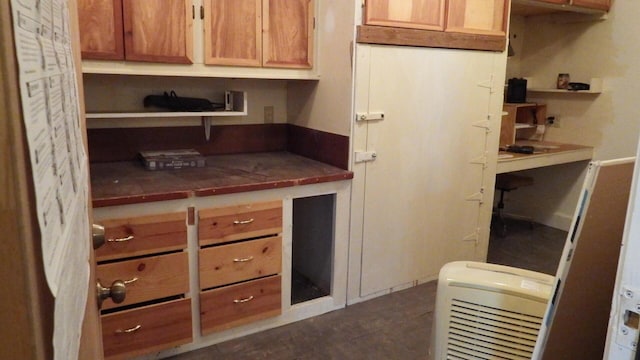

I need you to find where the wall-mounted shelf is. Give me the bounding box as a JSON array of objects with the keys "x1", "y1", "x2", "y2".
[
  {"x1": 86, "y1": 92, "x2": 248, "y2": 141},
  {"x1": 86, "y1": 111, "x2": 246, "y2": 119},
  {"x1": 511, "y1": 0, "x2": 608, "y2": 17},
  {"x1": 515, "y1": 123, "x2": 537, "y2": 129},
  {"x1": 87, "y1": 91, "x2": 248, "y2": 119},
  {"x1": 527, "y1": 88, "x2": 601, "y2": 94},
  {"x1": 525, "y1": 77, "x2": 603, "y2": 94}
]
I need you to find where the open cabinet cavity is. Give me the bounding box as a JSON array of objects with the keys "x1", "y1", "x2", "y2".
[{"x1": 291, "y1": 194, "x2": 335, "y2": 305}]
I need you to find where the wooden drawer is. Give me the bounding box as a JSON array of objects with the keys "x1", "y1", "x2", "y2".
[
  {"x1": 96, "y1": 211, "x2": 187, "y2": 261},
  {"x1": 102, "y1": 298, "x2": 192, "y2": 360},
  {"x1": 199, "y1": 236, "x2": 281, "y2": 289},
  {"x1": 200, "y1": 275, "x2": 281, "y2": 335},
  {"x1": 97, "y1": 251, "x2": 189, "y2": 310},
  {"x1": 198, "y1": 200, "x2": 282, "y2": 246}
]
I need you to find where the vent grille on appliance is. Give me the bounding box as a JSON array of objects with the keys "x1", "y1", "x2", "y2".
[{"x1": 446, "y1": 298, "x2": 543, "y2": 360}]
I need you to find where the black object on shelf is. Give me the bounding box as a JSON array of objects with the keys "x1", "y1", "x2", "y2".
[
  {"x1": 143, "y1": 90, "x2": 225, "y2": 112},
  {"x1": 568, "y1": 82, "x2": 590, "y2": 91},
  {"x1": 505, "y1": 144, "x2": 535, "y2": 154},
  {"x1": 507, "y1": 78, "x2": 528, "y2": 103}
]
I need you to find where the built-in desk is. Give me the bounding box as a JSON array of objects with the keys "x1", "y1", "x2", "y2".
[{"x1": 497, "y1": 141, "x2": 594, "y2": 174}]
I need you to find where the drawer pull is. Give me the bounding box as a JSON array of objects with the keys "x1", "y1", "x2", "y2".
[
  {"x1": 233, "y1": 256, "x2": 254, "y2": 263},
  {"x1": 123, "y1": 277, "x2": 139, "y2": 285},
  {"x1": 115, "y1": 324, "x2": 142, "y2": 334},
  {"x1": 233, "y1": 218, "x2": 254, "y2": 225},
  {"x1": 233, "y1": 295, "x2": 254, "y2": 304},
  {"x1": 107, "y1": 235, "x2": 134, "y2": 243}
]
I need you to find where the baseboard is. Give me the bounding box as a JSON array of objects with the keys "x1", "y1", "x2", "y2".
[{"x1": 536, "y1": 212, "x2": 573, "y2": 232}]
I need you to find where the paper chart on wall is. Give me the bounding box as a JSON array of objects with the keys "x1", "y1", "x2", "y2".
[{"x1": 10, "y1": 0, "x2": 89, "y2": 359}]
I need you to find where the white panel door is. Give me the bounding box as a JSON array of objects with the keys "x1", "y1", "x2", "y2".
[{"x1": 354, "y1": 45, "x2": 498, "y2": 296}]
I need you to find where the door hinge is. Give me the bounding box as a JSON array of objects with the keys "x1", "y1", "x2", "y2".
[
  {"x1": 465, "y1": 189, "x2": 484, "y2": 203},
  {"x1": 462, "y1": 228, "x2": 480, "y2": 244},
  {"x1": 201, "y1": 5, "x2": 204, "y2": 20},
  {"x1": 470, "y1": 152, "x2": 488, "y2": 168},
  {"x1": 192, "y1": 5, "x2": 195, "y2": 19},
  {"x1": 355, "y1": 112, "x2": 384, "y2": 122},
  {"x1": 472, "y1": 117, "x2": 492, "y2": 131},
  {"x1": 354, "y1": 151, "x2": 377, "y2": 163}
]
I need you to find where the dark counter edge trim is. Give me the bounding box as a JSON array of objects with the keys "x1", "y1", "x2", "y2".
[
  {"x1": 92, "y1": 191, "x2": 191, "y2": 208},
  {"x1": 92, "y1": 173, "x2": 354, "y2": 208}
]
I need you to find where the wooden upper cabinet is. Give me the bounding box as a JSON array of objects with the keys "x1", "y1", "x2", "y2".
[
  {"x1": 122, "y1": 0, "x2": 194, "y2": 64},
  {"x1": 78, "y1": 0, "x2": 124, "y2": 60},
  {"x1": 263, "y1": 0, "x2": 314, "y2": 69},
  {"x1": 446, "y1": 0, "x2": 509, "y2": 36},
  {"x1": 203, "y1": 0, "x2": 262, "y2": 67},
  {"x1": 572, "y1": 0, "x2": 610, "y2": 11},
  {"x1": 364, "y1": 0, "x2": 445, "y2": 31}
]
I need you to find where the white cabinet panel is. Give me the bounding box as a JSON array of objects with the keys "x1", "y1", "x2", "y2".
[{"x1": 353, "y1": 45, "x2": 502, "y2": 296}]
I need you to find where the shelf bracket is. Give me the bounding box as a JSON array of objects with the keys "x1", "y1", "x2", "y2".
[
  {"x1": 470, "y1": 152, "x2": 488, "y2": 168},
  {"x1": 472, "y1": 117, "x2": 492, "y2": 132},
  {"x1": 477, "y1": 75, "x2": 495, "y2": 93},
  {"x1": 462, "y1": 228, "x2": 480, "y2": 245},
  {"x1": 202, "y1": 116, "x2": 212, "y2": 141}
]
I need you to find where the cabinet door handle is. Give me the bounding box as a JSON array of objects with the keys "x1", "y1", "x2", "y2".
[
  {"x1": 107, "y1": 235, "x2": 134, "y2": 243},
  {"x1": 233, "y1": 256, "x2": 254, "y2": 263},
  {"x1": 233, "y1": 295, "x2": 254, "y2": 304},
  {"x1": 123, "y1": 277, "x2": 139, "y2": 285},
  {"x1": 233, "y1": 218, "x2": 254, "y2": 225},
  {"x1": 115, "y1": 324, "x2": 142, "y2": 334}
]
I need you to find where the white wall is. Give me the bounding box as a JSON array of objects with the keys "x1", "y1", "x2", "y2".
[{"x1": 504, "y1": 3, "x2": 640, "y2": 230}]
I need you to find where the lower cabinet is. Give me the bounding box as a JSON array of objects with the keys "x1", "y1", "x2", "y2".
[
  {"x1": 102, "y1": 298, "x2": 193, "y2": 359},
  {"x1": 198, "y1": 200, "x2": 284, "y2": 335},
  {"x1": 97, "y1": 251, "x2": 189, "y2": 310},
  {"x1": 200, "y1": 275, "x2": 282, "y2": 334},
  {"x1": 92, "y1": 190, "x2": 348, "y2": 358},
  {"x1": 95, "y1": 210, "x2": 191, "y2": 360}
]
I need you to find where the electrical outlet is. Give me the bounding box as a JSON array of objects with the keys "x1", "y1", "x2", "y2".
[
  {"x1": 547, "y1": 115, "x2": 561, "y2": 128},
  {"x1": 264, "y1": 106, "x2": 274, "y2": 123}
]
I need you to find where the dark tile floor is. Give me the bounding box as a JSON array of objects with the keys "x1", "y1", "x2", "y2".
[{"x1": 169, "y1": 219, "x2": 567, "y2": 360}]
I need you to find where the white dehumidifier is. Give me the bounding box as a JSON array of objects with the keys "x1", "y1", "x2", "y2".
[{"x1": 429, "y1": 261, "x2": 555, "y2": 360}]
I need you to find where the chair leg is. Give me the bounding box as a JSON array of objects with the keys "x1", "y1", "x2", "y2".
[{"x1": 497, "y1": 190, "x2": 507, "y2": 237}]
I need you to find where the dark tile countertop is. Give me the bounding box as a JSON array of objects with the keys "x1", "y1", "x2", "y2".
[{"x1": 90, "y1": 151, "x2": 354, "y2": 208}]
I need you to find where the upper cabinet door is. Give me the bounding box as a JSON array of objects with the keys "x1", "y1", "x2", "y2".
[
  {"x1": 262, "y1": 0, "x2": 314, "y2": 69},
  {"x1": 78, "y1": 0, "x2": 124, "y2": 60},
  {"x1": 446, "y1": 0, "x2": 509, "y2": 36},
  {"x1": 122, "y1": 0, "x2": 194, "y2": 64},
  {"x1": 364, "y1": 0, "x2": 445, "y2": 31},
  {"x1": 203, "y1": 0, "x2": 262, "y2": 67},
  {"x1": 572, "y1": 0, "x2": 610, "y2": 11}
]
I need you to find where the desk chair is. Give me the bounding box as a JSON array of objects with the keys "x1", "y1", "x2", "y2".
[{"x1": 494, "y1": 173, "x2": 534, "y2": 237}]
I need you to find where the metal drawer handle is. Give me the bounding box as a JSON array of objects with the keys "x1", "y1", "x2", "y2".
[
  {"x1": 115, "y1": 324, "x2": 142, "y2": 334},
  {"x1": 107, "y1": 235, "x2": 134, "y2": 243},
  {"x1": 123, "y1": 277, "x2": 139, "y2": 285},
  {"x1": 233, "y1": 295, "x2": 254, "y2": 304},
  {"x1": 233, "y1": 256, "x2": 254, "y2": 263},
  {"x1": 233, "y1": 218, "x2": 254, "y2": 225}
]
